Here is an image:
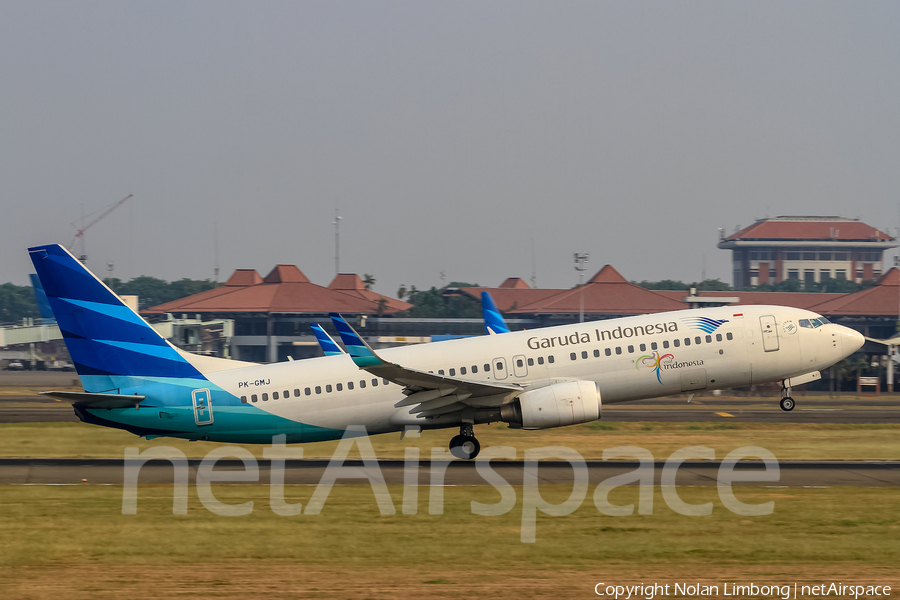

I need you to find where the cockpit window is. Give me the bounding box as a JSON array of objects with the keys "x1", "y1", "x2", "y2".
[
  {"x1": 818, "y1": 317, "x2": 831, "y2": 324},
  {"x1": 799, "y1": 319, "x2": 813, "y2": 329},
  {"x1": 810, "y1": 318, "x2": 823, "y2": 328}
]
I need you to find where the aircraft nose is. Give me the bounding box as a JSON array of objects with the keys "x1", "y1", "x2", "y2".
[{"x1": 838, "y1": 326, "x2": 865, "y2": 356}]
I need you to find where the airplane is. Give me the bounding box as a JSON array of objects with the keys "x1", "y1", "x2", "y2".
[{"x1": 30, "y1": 243, "x2": 865, "y2": 459}]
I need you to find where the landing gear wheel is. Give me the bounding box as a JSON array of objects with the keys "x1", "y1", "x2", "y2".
[
  {"x1": 449, "y1": 434, "x2": 481, "y2": 460},
  {"x1": 780, "y1": 397, "x2": 795, "y2": 412}
]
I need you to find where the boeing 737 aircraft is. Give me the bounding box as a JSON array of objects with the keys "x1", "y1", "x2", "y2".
[{"x1": 30, "y1": 243, "x2": 864, "y2": 459}]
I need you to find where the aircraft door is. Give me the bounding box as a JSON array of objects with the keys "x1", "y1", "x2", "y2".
[
  {"x1": 192, "y1": 388, "x2": 214, "y2": 426},
  {"x1": 760, "y1": 315, "x2": 780, "y2": 352},
  {"x1": 492, "y1": 357, "x2": 509, "y2": 380},
  {"x1": 512, "y1": 354, "x2": 528, "y2": 378}
]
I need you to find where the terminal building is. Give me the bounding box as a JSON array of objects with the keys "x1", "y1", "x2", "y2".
[{"x1": 717, "y1": 216, "x2": 896, "y2": 290}]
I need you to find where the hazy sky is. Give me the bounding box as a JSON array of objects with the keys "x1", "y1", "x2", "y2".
[{"x1": 2, "y1": 1, "x2": 899, "y2": 298}]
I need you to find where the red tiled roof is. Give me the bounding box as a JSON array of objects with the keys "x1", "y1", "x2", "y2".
[
  {"x1": 328, "y1": 273, "x2": 365, "y2": 291},
  {"x1": 807, "y1": 268, "x2": 900, "y2": 317},
  {"x1": 225, "y1": 269, "x2": 263, "y2": 286},
  {"x1": 143, "y1": 266, "x2": 410, "y2": 315},
  {"x1": 327, "y1": 273, "x2": 412, "y2": 313},
  {"x1": 724, "y1": 217, "x2": 893, "y2": 242},
  {"x1": 462, "y1": 265, "x2": 685, "y2": 315},
  {"x1": 499, "y1": 277, "x2": 531, "y2": 289}
]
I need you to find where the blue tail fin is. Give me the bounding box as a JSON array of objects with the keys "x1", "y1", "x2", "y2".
[
  {"x1": 481, "y1": 291, "x2": 509, "y2": 334},
  {"x1": 28, "y1": 244, "x2": 203, "y2": 392},
  {"x1": 311, "y1": 323, "x2": 345, "y2": 356}
]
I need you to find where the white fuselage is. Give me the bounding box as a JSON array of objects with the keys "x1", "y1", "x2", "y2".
[{"x1": 204, "y1": 305, "x2": 858, "y2": 435}]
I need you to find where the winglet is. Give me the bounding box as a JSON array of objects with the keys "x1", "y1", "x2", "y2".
[
  {"x1": 311, "y1": 324, "x2": 346, "y2": 356},
  {"x1": 481, "y1": 291, "x2": 509, "y2": 335},
  {"x1": 329, "y1": 314, "x2": 385, "y2": 367}
]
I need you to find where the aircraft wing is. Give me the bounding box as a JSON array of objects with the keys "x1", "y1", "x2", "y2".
[{"x1": 329, "y1": 314, "x2": 521, "y2": 417}]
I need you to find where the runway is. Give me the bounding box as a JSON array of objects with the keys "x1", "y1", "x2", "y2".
[{"x1": 1, "y1": 458, "x2": 898, "y2": 487}]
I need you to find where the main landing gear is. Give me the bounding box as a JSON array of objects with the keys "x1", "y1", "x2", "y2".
[
  {"x1": 780, "y1": 381, "x2": 795, "y2": 412},
  {"x1": 449, "y1": 423, "x2": 481, "y2": 460}
]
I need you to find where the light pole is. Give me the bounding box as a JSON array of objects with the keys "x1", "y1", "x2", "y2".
[{"x1": 574, "y1": 253, "x2": 589, "y2": 323}]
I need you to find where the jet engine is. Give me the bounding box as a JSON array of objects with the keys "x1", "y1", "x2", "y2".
[{"x1": 500, "y1": 380, "x2": 601, "y2": 429}]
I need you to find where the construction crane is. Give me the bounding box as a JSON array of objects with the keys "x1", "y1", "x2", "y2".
[{"x1": 70, "y1": 194, "x2": 133, "y2": 263}]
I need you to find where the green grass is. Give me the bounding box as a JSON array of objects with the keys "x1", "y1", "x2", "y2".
[
  {"x1": 3, "y1": 421, "x2": 900, "y2": 460},
  {"x1": 0, "y1": 485, "x2": 898, "y2": 568}
]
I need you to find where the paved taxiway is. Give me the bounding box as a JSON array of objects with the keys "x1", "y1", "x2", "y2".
[{"x1": 1, "y1": 458, "x2": 897, "y2": 487}]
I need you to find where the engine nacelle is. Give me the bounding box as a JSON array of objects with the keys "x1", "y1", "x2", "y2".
[{"x1": 500, "y1": 380, "x2": 601, "y2": 430}]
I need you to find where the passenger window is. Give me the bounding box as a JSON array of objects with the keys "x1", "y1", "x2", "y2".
[
  {"x1": 252, "y1": 394, "x2": 258, "y2": 402},
  {"x1": 537, "y1": 357, "x2": 544, "y2": 365},
  {"x1": 315, "y1": 386, "x2": 321, "y2": 394},
  {"x1": 294, "y1": 389, "x2": 301, "y2": 397},
  {"x1": 663, "y1": 340, "x2": 669, "y2": 349},
  {"x1": 284, "y1": 390, "x2": 290, "y2": 398},
  {"x1": 615, "y1": 347, "x2": 622, "y2": 355},
  {"x1": 593, "y1": 349, "x2": 600, "y2": 358},
  {"x1": 372, "y1": 379, "x2": 378, "y2": 386},
  {"x1": 484, "y1": 364, "x2": 491, "y2": 372},
  {"x1": 472, "y1": 365, "x2": 478, "y2": 373},
  {"x1": 461, "y1": 367, "x2": 467, "y2": 375},
  {"x1": 360, "y1": 380, "x2": 366, "y2": 389},
  {"x1": 438, "y1": 370, "x2": 444, "y2": 375},
  {"x1": 325, "y1": 385, "x2": 332, "y2": 393},
  {"x1": 527, "y1": 358, "x2": 534, "y2": 366},
  {"x1": 716, "y1": 334, "x2": 722, "y2": 342},
  {"x1": 348, "y1": 381, "x2": 354, "y2": 390},
  {"x1": 304, "y1": 387, "x2": 311, "y2": 396},
  {"x1": 272, "y1": 391, "x2": 279, "y2": 400},
  {"x1": 627, "y1": 345, "x2": 634, "y2": 353},
  {"x1": 581, "y1": 351, "x2": 588, "y2": 359},
  {"x1": 548, "y1": 356, "x2": 555, "y2": 364},
  {"x1": 640, "y1": 343, "x2": 646, "y2": 352},
  {"x1": 695, "y1": 336, "x2": 701, "y2": 345},
  {"x1": 496, "y1": 362, "x2": 504, "y2": 370},
  {"x1": 570, "y1": 352, "x2": 577, "y2": 361},
  {"x1": 262, "y1": 393, "x2": 268, "y2": 401},
  {"x1": 336, "y1": 383, "x2": 342, "y2": 392},
  {"x1": 726, "y1": 332, "x2": 733, "y2": 341},
  {"x1": 516, "y1": 359, "x2": 523, "y2": 368},
  {"x1": 605, "y1": 348, "x2": 611, "y2": 356},
  {"x1": 705, "y1": 335, "x2": 712, "y2": 343},
  {"x1": 383, "y1": 379, "x2": 389, "y2": 385},
  {"x1": 449, "y1": 368, "x2": 455, "y2": 376},
  {"x1": 651, "y1": 342, "x2": 658, "y2": 350},
  {"x1": 684, "y1": 338, "x2": 691, "y2": 346},
  {"x1": 241, "y1": 396, "x2": 247, "y2": 404},
  {"x1": 673, "y1": 339, "x2": 680, "y2": 347}
]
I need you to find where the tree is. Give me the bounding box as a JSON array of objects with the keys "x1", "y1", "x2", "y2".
[
  {"x1": 362, "y1": 274, "x2": 376, "y2": 291},
  {"x1": 0, "y1": 283, "x2": 39, "y2": 324}
]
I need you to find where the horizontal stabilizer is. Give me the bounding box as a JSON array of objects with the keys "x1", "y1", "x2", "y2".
[{"x1": 41, "y1": 390, "x2": 145, "y2": 409}]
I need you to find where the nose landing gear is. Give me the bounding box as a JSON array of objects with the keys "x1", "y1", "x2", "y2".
[
  {"x1": 780, "y1": 382, "x2": 795, "y2": 411},
  {"x1": 449, "y1": 423, "x2": 481, "y2": 459}
]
